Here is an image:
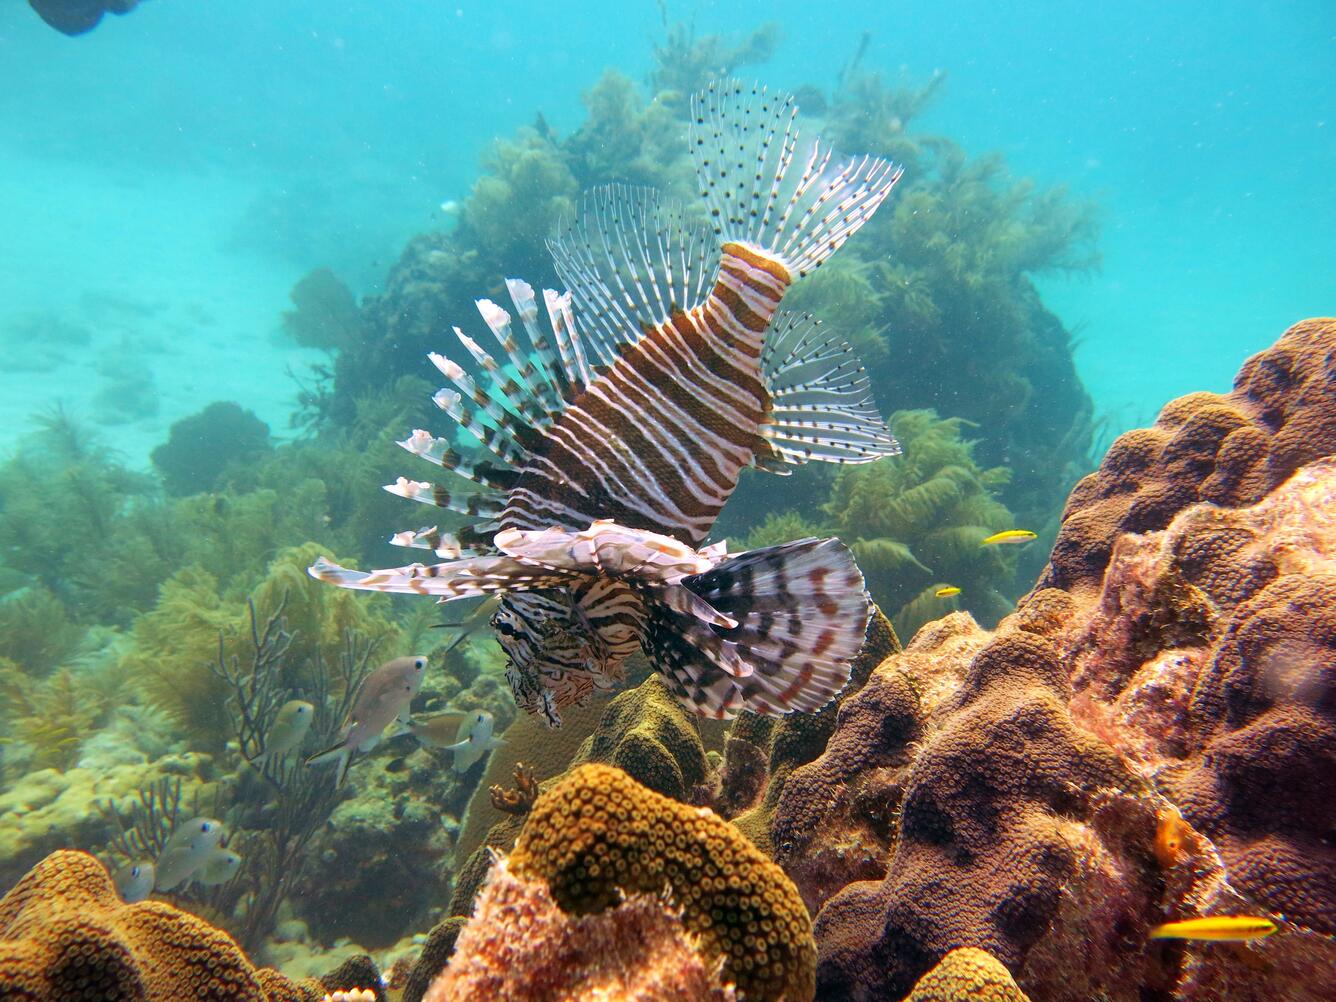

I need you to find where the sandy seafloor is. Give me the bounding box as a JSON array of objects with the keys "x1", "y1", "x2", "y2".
[{"x1": 1, "y1": 0, "x2": 1332, "y2": 469}]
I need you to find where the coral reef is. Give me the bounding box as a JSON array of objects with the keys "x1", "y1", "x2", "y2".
[
  {"x1": 0, "y1": 755, "x2": 210, "y2": 895},
  {"x1": 0, "y1": 850, "x2": 377, "y2": 1002},
  {"x1": 566, "y1": 673, "x2": 709, "y2": 802},
  {"x1": 906, "y1": 948, "x2": 1030, "y2": 1002},
  {"x1": 811, "y1": 620, "x2": 1139, "y2": 1000},
  {"x1": 424, "y1": 858, "x2": 735, "y2": 1002},
  {"x1": 508, "y1": 763, "x2": 815, "y2": 1002},
  {"x1": 151, "y1": 402, "x2": 272, "y2": 497},
  {"x1": 730, "y1": 610, "x2": 899, "y2": 854},
  {"x1": 1065, "y1": 455, "x2": 1336, "y2": 934},
  {"x1": 704, "y1": 320, "x2": 1336, "y2": 1001},
  {"x1": 1042, "y1": 317, "x2": 1336, "y2": 596}
]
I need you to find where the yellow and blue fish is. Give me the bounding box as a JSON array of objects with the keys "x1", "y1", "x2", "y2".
[
  {"x1": 981, "y1": 529, "x2": 1037, "y2": 546},
  {"x1": 1149, "y1": 915, "x2": 1277, "y2": 942}
]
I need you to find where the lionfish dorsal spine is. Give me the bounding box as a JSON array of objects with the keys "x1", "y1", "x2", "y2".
[{"x1": 691, "y1": 79, "x2": 904, "y2": 279}]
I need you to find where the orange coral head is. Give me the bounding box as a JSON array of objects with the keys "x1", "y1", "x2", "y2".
[{"x1": 1154, "y1": 804, "x2": 1189, "y2": 868}]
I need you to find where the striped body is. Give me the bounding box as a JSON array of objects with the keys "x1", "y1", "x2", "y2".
[
  {"x1": 502, "y1": 244, "x2": 788, "y2": 546},
  {"x1": 495, "y1": 244, "x2": 792, "y2": 722}
]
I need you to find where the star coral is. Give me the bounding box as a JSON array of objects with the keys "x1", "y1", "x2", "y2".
[
  {"x1": 1043, "y1": 317, "x2": 1336, "y2": 596},
  {"x1": 509, "y1": 763, "x2": 815, "y2": 1002},
  {"x1": 713, "y1": 319, "x2": 1336, "y2": 1001},
  {"x1": 906, "y1": 947, "x2": 1031, "y2": 1002},
  {"x1": 811, "y1": 622, "x2": 1139, "y2": 1001},
  {"x1": 0, "y1": 850, "x2": 361, "y2": 1002}
]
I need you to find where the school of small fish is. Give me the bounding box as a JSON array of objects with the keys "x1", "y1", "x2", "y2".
[{"x1": 151, "y1": 817, "x2": 241, "y2": 894}]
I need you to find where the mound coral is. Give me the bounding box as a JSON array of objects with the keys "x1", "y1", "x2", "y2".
[
  {"x1": 730, "y1": 610, "x2": 899, "y2": 853},
  {"x1": 509, "y1": 763, "x2": 815, "y2": 1002},
  {"x1": 1065, "y1": 456, "x2": 1336, "y2": 935},
  {"x1": 424, "y1": 858, "x2": 735, "y2": 1002},
  {"x1": 0, "y1": 850, "x2": 374, "y2": 1002},
  {"x1": 708, "y1": 319, "x2": 1336, "y2": 1002},
  {"x1": 1042, "y1": 317, "x2": 1336, "y2": 596},
  {"x1": 448, "y1": 673, "x2": 707, "y2": 920},
  {"x1": 811, "y1": 622, "x2": 1139, "y2": 1000}
]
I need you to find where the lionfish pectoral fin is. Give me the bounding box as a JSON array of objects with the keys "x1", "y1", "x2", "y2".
[
  {"x1": 647, "y1": 537, "x2": 873, "y2": 719},
  {"x1": 651, "y1": 581, "x2": 738, "y2": 631},
  {"x1": 758, "y1": 311, "x2": 901, "y2": 468},
  {"x1": 307, "y1": 554, "x2": 579, "y2": 600}
]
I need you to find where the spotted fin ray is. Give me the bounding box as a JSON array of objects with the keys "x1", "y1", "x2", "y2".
[{"x1": 647, "y1": 537, "x2": 872, "y2": 719}]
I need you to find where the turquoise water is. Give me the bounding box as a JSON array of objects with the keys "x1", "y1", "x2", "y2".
[
  {"x1": 2, "y1": 2, "x2": 1331, "y2": 460},
  {"x1": 0, "y1": 3, "x2": 1333, "y2": 989}
]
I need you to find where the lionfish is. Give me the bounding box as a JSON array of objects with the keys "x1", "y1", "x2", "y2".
[{"x1": 310, "y1": 80, "x2": 904, "y2": 726}]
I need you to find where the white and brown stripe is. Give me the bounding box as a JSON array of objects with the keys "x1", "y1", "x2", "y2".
[{"x1": 500, "y1": 242, "x2": 792, "y2": 547}]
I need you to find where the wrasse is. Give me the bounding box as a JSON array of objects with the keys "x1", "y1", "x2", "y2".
[
  {"x1": 1149, "y1": 916, "x2": 1278, "y2": 942},
  {"x1": 935, "y1": 586, "x2": 961, "y2": 598},
  {"x1": 981, "y1": 529, "x2": 1037, "y2": 546},
  {"x1": 310, "y1": 80, "x2": 904, "y2": 727}
]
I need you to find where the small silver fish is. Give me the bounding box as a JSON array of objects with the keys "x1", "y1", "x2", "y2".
[
  {"x1": 113, "y1": 860, "x2": 155, "y2": 903},
  {"x1": 252, "y1": 699, "x2": 315, "y2": 764},
  {"x1": 193, "y1": 848, "x2": 243, "y2": 886},
  {"x1": 404, "y1": 710, "x2": 467, "y2": 748},
  {"x1": 443, "y1": 709, "x2": 505, "y2": 774},
  {"x1": 155, "y1": 817, "x2": 225, "y2": 891},
  {"x1": 306, "y1": 655, "x2": 428, "y2": 787},
  {"x1": 161, "y1": 817, "x2": 224, "y2": 856}
]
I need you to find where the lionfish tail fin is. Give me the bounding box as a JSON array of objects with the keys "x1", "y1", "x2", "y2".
[
  {"x1": 648, "y1": 537, "x2": 872, "y2": 719},
  {"x1": 691, "y1": 79, "x2": 903, "y2": 279}
]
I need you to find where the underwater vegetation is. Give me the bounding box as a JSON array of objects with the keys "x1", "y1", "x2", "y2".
[
  {"x1": 741, "y1": 409, "x2": 1019, "y2": 639},
  {"x1": 151, "y1": 401, "x2": 272, "y2": 497}
]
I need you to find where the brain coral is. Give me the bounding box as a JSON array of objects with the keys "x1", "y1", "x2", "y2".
[
  {"x1": 509, "y1": 763, "x2": 815, "y2": 1002},
  {"x1": 449, "y1": 673, "x2": 708, "y2": 919},
  {"x1": 424, "y1": 858, "x2": 735, "y2": 1002},
  {"x1": 1043, "y1": 317, "x2": 1336, "y2": 594},
  {"x1": 0, "y1": 850, "x2": 360, "y2": 1002}
]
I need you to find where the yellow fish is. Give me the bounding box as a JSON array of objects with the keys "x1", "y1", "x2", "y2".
[
  {"x1": 935, "y1": 586, "x2": 961, "y2": 598},
  {"x1": 1149, "y1": 915, "x2": 1277, "y2": 942},
  {"x1": 981, "y1": 529, "x2": 1037, "y2": 546}
]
